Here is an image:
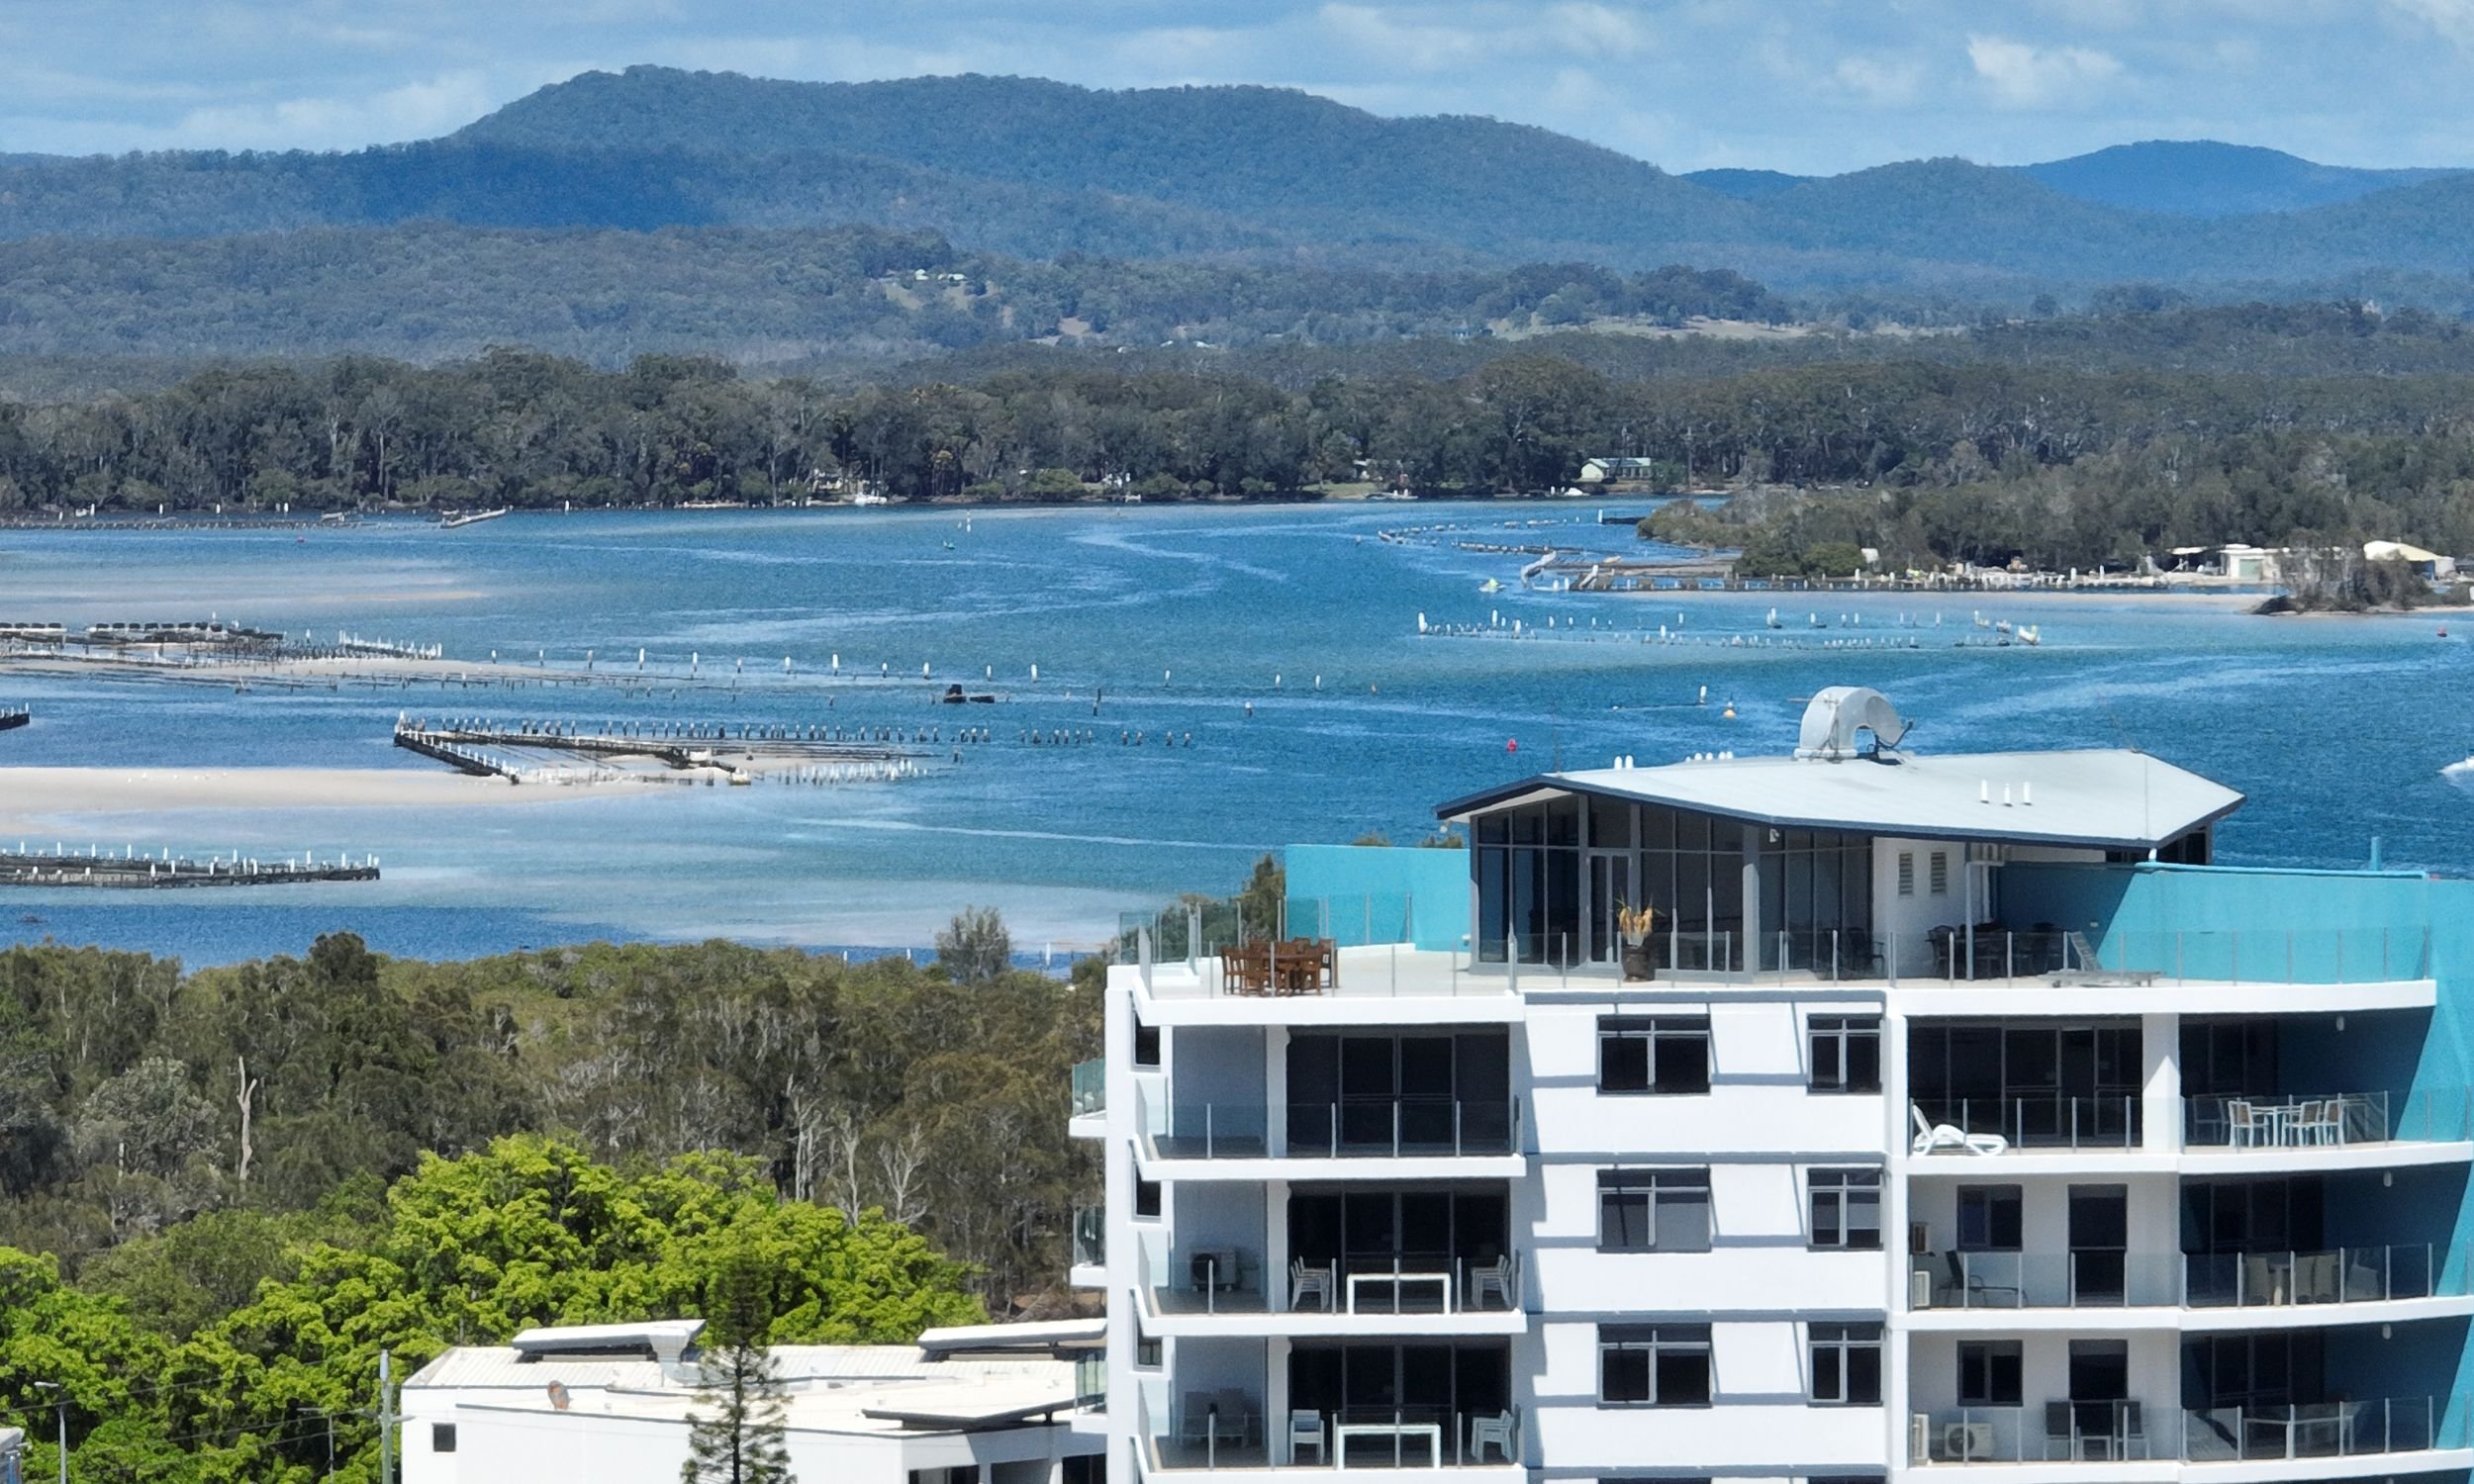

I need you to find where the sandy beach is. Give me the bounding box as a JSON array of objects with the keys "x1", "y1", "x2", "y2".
[{"x1": 0, "y1": 766, "x2": 646, "y2": 832}]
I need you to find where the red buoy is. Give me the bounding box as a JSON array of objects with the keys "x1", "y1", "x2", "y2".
[{"x1": 1505, "y1": 739, "x2": 1519, "y2": 753}]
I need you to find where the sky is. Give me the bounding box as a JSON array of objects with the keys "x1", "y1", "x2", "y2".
[{"x1": 5, "y1": 0, "x2": 2474, "y2": 174}]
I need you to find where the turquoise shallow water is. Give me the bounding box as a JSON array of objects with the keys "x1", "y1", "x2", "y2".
[{"x1": 1, "y1": 503, "x2": 2468, "y2": 964}]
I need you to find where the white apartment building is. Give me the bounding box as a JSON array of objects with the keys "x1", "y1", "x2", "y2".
[
  {"x1": 1082, "y1": 689, "x2": 2474, "y2": 1484},
  {"x1": 401, "y1": 1318, "x2": 1106, "y2": 1484}
]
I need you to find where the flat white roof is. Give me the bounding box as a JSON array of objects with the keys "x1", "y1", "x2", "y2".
[
  {"x1": 917, "y1": 1318, "x2": 1101, "y2": 1353},
  {"x1": 509, "y1": 1320, "x2": 704, "y2": 1354},
  {"x1": 1441, "y1": 748, "x2": 2243, "y2": 851}
]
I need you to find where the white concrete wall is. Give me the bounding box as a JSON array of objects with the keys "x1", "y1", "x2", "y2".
[{"x1": 421, "y1": 1403, "x2": 1084, "y2": 1484}]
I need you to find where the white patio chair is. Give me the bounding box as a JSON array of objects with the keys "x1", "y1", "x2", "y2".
[
  {"x1": 1911, "y1": 1103, "x2": 2007, "y2": 1157},
  {"x1": 1289, "y1": 1254, "x2": 1335, "y2": 1312},
  {"x1": 1467, "y1": 1253, "x2": 1516, "y2": 1311},
  {"x1": 2228, "y1": 1100, "x2": 2259, "y2": 1147},
  {"x1": 1286, "y1": 1409, "x2": 1325, "y2": 1465},
  {"x1": 1469, "y1": 1407, "x2": 1516, "y2": 1463}
]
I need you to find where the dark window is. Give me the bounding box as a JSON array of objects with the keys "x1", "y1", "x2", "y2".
[
  {"x1": 1133, "y1": 1020, "x2": 1160, "y2": 1067},
  {"x1": 1598, "y1": 1168, "x2": 1711, "y2": 1252},
  {"x1": 1599, "y1": 1325, "x2": 1711, "y2": 1406},
  {"x1": 1808, "y1": 1169, "x2": 1882, "y2": 1250},
  {"x1": 1956, "y1": 1186, "x2": 2023, "y2": 1251},
  {"x1": 1599, "y1": 1017, "x2": 1710, "y2": 1094},
  {"x1": 1958, "y1": 1341, "x2": 2023, "y2": 1407},
  {"x1": 1136, "y1": 1330, "x2": 1162, "y2": 1368},
  {"x1": 1809, "y1": 1323, "x2": 1882, "y2": 1406},
  {"x1": 1809, "y1": 1016, "x2": 1881, "y2": 1092},
  {"x1": 1135, "y1": 1178, "x2": 1161, "y2": 1219},
  {"x1": 432, "y1": 1424, "x2": 458, "y2": 1454}
]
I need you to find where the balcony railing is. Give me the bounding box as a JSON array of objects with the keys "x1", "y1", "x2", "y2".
[
  {"x1": 2185, "y1": 1244, "x2": 2461, "y2": 1308},
  {"x1": 2184, "y1": 1089, "x2": 2474, "y2": 1149},
  {"x1": 1914, "y1": 1251, "x2": 2180, "y2": 1309},
  {"x1": 1915, "y1": 1245, "x2": 2465, "y2": 1311},
  {"x1": 1912, "y1": 1095, "x2": 2142, "y2": 1153},
  {"x1": 1139, "y1": 1086, "x2": 1520, "y2": 1159},
  {"x1": 1072, "y1": 1058, "x2": 1105, "y2": 1117},
  {"x1": 1144, "y1": 1390, "x2": 1519, "y2": 1470},
  {"x1": 1916, "y1": 1399, "x2": 2161, "y2": 1463},
  {"x1": 1916, "y1": 1397, "x2": 2465, "y2": 1465},
  {"x1": 1071, "y1": 1204, "x2": 1104, "y2": 1267},
  {"x1": 2182, "y1": 1396, "x2": 2456, "y2": 1463},
  {"x1": 1075, "y1": 1352, "x2": 1105, "y2": 1411},
  {"x1": 1140, "y1": 1241, "x2": 1521, "y2": 1317}
]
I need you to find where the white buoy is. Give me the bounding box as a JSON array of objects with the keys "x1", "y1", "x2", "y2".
[{"x1": 1030, "y1": 663, "x2": 1039, "y2": 681}]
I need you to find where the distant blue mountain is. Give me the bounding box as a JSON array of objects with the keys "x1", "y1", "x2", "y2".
[{"x1": 2015, "y1": 140, "x2": 2459, "y2": 218}]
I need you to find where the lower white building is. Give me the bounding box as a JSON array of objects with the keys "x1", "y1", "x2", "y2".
[{"x1": 401, "y1": 1319, "x2": 1106, "y2": 1484}]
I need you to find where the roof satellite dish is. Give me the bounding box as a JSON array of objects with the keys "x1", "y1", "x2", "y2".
[{"x1": 1794, "y1": 686, "x2": 1909, "y2": 762}]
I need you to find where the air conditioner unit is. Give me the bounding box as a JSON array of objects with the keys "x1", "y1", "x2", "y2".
[
  {"x1": 1908, "y1": 1413, "x2": 1930, "y2": 1464},
  {"x1": 1945, "y1": 1422, "x2": 1994, "y2": 1461},
  {"x1": 1910, "y1": 1266, "x2": 1934, "y2": 1309}
]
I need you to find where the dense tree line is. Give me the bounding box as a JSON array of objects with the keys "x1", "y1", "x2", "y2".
[
  {"x1": 11, "y1": 346, "x2": 2474, "y2": 565},
  {"x1": 0, "y1": 933, "x2": 1097, "y2": 1309},
  {"x1": 0, "y1": 1135, "x2": 981, "y2": 1482}
]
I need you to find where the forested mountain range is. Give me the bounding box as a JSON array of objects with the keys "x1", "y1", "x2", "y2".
[{"x1": 5, "y1": 67, "x2": 2474, "y2": 307}]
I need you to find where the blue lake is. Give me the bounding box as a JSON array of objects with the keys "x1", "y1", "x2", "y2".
[{"x1": 1, "y1": 503, "x2": 2468, "y2": 964}]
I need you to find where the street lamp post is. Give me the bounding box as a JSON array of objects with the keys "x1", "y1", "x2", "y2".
[{"x1": 29, "y1": 1382, "x2": 63, "y2": 1484}]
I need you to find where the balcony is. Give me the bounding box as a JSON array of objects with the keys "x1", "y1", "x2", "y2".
[
  {"x1": 1912, "y1": 1245, "x2": 2467, "y2": 1316},
  {"x1": 1071, "y1": 1204, "x2": 1104, "y2": 1277},
  {"x1": 1137, "y1": 1244, "x2": 1521, "y2": 1321},
  {"x1": 1911, "y1": 1096, "x2": 2143, "y2": 1156},
  {"x1": 1913, "y1": 1397, "x2": 2465, "y2": 1466},
  {"x1": 1915, "y1": 1399, "x2": 2165, "y2": 1464},
  {"x1": 2182, "y1": 1396, "x2": 2459, "y2": 1464},
  {"x1": 1136, "y1": 1086, "x2": 1521, "y2": 1162},
  {"x1": 2186, "y1": 1243, "x2": 2464, "y2": 1310},
  {"x1": 1073, "y1": 1058, "x2": 1105, "y2": 1116},
  {"x1": 1141, "y1": 1392, "x2": 1520, "y2": 1471},
  {"x1": 1914, "y1": 1252, "x2": 2181, "y2": 1311},
  {"x1": 2184, "y1": 1090, "x2": 2472, "y2": 1151}
]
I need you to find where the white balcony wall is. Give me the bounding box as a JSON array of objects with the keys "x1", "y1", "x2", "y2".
[
  {"x1": 1533, "y1": 1248, "x2": 1891, "y2": 1317},
  {"x1": 1907, "y1": 1171, "x2": 2180, "y2": 1274},
  {"x1": 1528, "y1": 1401, "x2": 1889, "y2": 1472},
  {"x1": 1907, "y1": 1332, "x2": 2178, "y2": 1416},
  {"x1": 1170, "y1": 1182, "x2": 1267, "y2": 1287},
  {"x1": 1165, "y1": 1025, "x2": 1267, "y2": 1109}
]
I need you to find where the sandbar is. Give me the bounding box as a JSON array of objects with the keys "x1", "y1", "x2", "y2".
[{"x1": 0, "y1": 766, "x2": 645, "y2": 831}]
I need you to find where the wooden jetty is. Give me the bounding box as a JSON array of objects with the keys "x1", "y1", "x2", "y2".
[
  {"x1": 392, "y1": 716, "x2": 927, "y2": 785},
  {"x1": 0, "y1": 843, "x2": 379, "y2": 888}
]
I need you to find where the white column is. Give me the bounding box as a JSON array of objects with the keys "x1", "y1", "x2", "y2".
[
  {"x1": 1265, "y1": 1178, "x2": 1291, "y2": 1313},
  {"x1": 2141, "y1": 1012, "x2": 2181, "y2": 1154},
  {"x1": 1883, "y1": 1002, "x2": 1916, "y2": 1471}
]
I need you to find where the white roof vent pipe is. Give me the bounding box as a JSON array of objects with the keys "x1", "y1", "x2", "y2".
[
  {"x1": 1793, "y1": 687, "x2": 1911, "y2": 762},
  {"x1": 648, "y1": 1331, "x2": 697, "y2": 1386}
]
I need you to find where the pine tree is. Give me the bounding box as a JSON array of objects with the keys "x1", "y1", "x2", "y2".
[{"x1": 681, "y1": 1250, "x2": 794, "y2": 1484}]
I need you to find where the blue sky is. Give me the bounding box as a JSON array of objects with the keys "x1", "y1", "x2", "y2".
[{"x1": 5, "y1": 0, "x2": 2473, "y2": 173}]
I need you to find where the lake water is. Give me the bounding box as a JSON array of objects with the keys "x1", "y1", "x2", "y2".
[{"x1": 2, "y1": 503, "x2": 2468, "y2": 965}]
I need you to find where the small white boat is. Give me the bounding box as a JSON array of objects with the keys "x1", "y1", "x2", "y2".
[{"x1": 439, "y1": 508, "x2": 510, "y2": 529}]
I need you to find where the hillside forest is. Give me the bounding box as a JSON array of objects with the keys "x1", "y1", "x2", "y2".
[
  {"x1": 13, "y1": 331, "x2": 2474, "y2": 570},
  {"x1": 0, "y1": 930, "x2": 1098, "y2": 1482}
]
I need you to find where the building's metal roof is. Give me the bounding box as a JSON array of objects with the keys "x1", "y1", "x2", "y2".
[
  {"x1": 407, "y1": 1342, "x2": 1062, "y2": 1392},
  {"x1": 917, "y1": 1318, "x2": 1102, "y2": 1353},
  {"x1": 1437, "y1": 748, "x2": 2244, "y2": 851},
  {"x1": 509, "y1": 1319, "x2": 703, "y2": 1355}
]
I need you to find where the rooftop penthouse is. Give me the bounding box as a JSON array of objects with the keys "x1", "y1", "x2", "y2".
[{"x1": 1088, "y1": 688, "x2": 2474, "y2": 1484}]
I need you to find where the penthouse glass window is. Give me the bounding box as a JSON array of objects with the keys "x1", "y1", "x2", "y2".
[
  {"x1": 1807, "y1": 1169, "x2": 1881, "y2": 1250},
  {"x1": 1808, "y1": 1015, "x2": 1881, "y2": 1092},
  {"x1": 1598, "y1": 1325, "x2": 1711, "y2": 1407},
  {"x1": 1599, "y1": 1169, "x2": 1711, "y2": 1252},
  {"x1": 1599, "y1": 1017, "x2": 1710, "y2": 1094},
  {"x1": 1808, "y1": 1323, "x2": 1882, "y2": 1406}
]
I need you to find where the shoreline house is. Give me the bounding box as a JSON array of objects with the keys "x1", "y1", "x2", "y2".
[
  {"x1": 401, "y1": 1319, "x2": 1105, "y2": 1484},
  {"x1": 1085, "y1": 686, "x2": 2474, "y2": 1482}
]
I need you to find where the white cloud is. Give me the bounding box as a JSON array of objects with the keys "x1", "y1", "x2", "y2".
[
  {"x1": 1833, "y1": 53, "x2": 1925, "y2": 106},
  {"x1": 2388, "y1": 0, "x2": 2474, "y2": 46},
  {"x1": 1966, "y1": 34, "x2": 2124, "y2": 107},
  {"x1": 167, "y1": 70, "x2": 499, "y2": 150},
  {"x1": 1315, "y1": 4, "x2": 1487, "y2": 73},
  {"x1": 1543, "y1": 3, "x2": 1651, "y2": 59}
]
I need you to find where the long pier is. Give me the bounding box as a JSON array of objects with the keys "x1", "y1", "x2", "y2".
[
  {"x1": 0, "y1": 843, "x2": 379, "y2": 888},
  {"x1": 393, "y1": 717, "x2": 929, "y2": 785}
]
